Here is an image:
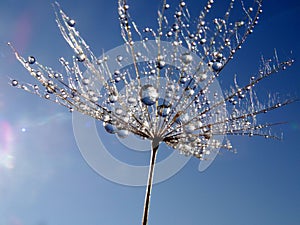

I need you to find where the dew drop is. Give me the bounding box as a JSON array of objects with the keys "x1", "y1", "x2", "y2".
[
  {"x1": 109, "y1": 94, "x2": 118, "y2": 103},
  {"x1": 90, "y1": 96, "x2": 99, "y2": 102},
  {"x1": 76, "y1": 53, "x2": 86, "y2": 62},
  {"x1": 116, "y1": 55, "x2": 123, "y2": 62},
  {"x1": 82, "y1": 78, "x2": 90, "y2": 85},
  {"x1": 115, "y1": 76, "x2": 121, "y2": 82},
  {"x1": 11, "y1": 80, "x2": 18, "y2": 86},
  {"x1": 157, "y1": 104, "x2": 171, "y2": 117},
  {"x1": 115, "y1": 108, "x2": 123, "y2": 116},
  {"x1": 181, "y1": 53, "x2": 193, "y2": 64},
  {"x1": 128, "y1": 96, "x2": 137, "y2": 105},
  {"x1": 157, "y1": 60, "x2": 166, "y2": 69},
  {"x1": 212, "y1": 62, "x2": 223, "y2": 71},
  {"x1": 200, "y1": 38, "x2": 206, "y2": 44},
  {"x1": 198, "y1": 72, "x2": 207, "y2": 81},
  {"x1": 103, "y1": 122, "x2": 118, "y2": 134},
  {"x1": 140, "y1": 85, "x2": 158, "y2": 106},
  {"x1": 117, "y1": 129, "x2": 129, "y2": 138},
  {"x1": 28, "y1": 56, "x2": 36, "y2": 64},
  {"x1": 67, "y1": 19, "x2": 76, "y2": 27},
  {"x1": 184, "y1": 124, "x2": 196, "y2": 134}
]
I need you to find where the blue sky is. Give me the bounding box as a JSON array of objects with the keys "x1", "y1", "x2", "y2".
[{"x1": 0, "y1": 0, "x2": 300, "y2": 225}]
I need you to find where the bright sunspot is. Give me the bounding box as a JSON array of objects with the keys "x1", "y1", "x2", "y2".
[{"x1": 0, "y1": 121, "x2": 15, "y2": 170}]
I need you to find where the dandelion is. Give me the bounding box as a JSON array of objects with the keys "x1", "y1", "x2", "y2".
[{"x1": 9, "y1": 0, "x2": 295, "y2": 224}]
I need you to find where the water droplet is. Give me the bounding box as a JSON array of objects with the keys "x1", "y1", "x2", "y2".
[
  {"x1": 115, "y1": 76, "x2": 121, "y2": 82},
  {"x1": 158, "y1": 104, "x2": 171, "y2": 117},
  {"x1": 128, "y1": 96, "x2": 137, "y2": 105},
  {"x1": 116, "y1": 55, "x2": 123, "y2": 62},
  {"x1": 11, "y1": 80, "x2": 18, "y2": 86},
  {"x1": 76, "y1": 53, "x2": 86, "y2": 62},
  {"x1": 117, "y1": 129, "x2": 129, "y2": 138},
  {"x1": 212, "y1": 62, "x2": 223, "y2": 71},
  {"x1": 180, "y1": 76, "x2": 188, "y2": 84},
  {"x1": 46, "y1": 86, "x2": 54, "y2": 94},
  {"x1": 103, "y1": 122, "x2": 118, "y2": 134},
  {"x1": 109, "y1": 94, "x2": 118, "y2": 103},
  {"x1": 82, "y1": 78, "x2": 90, "y2": 85},
  {"x1": 181, "y1": 53, "x2": 193, "y2": 64},
  {"x1": 157, "y1": 60, "x2": 166, "y2": 69},
  {"x1": 67, "y1": 19, "x2": 76, "y2": 27},
  {"x1": 172, "y1": 24, "x2": 179, "y2": 31},
  {"x1": 205, "y1": 150, "x2": 211, "y2": 155},
  {"x1": 114, "y1": 70, "x2": 121, "y2": 76},
  {"x1": 198, "y1": 72, "x2": 207, "y2": 81},
  {"x1": 185, "y1": 124, "x2": 196, "y2": 134},
  {"x1": 200, "y1": 38, "x2": 206, "y2": 44},
  {"x1": 115, "y1": 108, "x2": 123, "y2": 115},
  {"x1": 28, "y1": 56, "x2": 36, "y2": 64},
  {"x1": 236, "y1": 21, "x2": 245, "y2": 27},
  {"x1": 140, "y1": 85, "x2": 158, "y2": 106},
  {"x1": 90, "y1": 96, "x2": 98, "y2": 102}
]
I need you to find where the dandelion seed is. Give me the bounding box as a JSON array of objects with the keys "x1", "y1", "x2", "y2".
[{"x1": 9, "y1": 0, "x2": 296, "y2": 225}]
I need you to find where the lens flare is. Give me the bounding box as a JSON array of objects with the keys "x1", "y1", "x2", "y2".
[{"x1": 0, "y1": 121, "x2": 15, "y2": 169}]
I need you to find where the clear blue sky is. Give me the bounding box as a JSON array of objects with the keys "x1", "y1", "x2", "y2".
[{"x1": 0, "y1": 0, "x2": 299, "y2": 225}]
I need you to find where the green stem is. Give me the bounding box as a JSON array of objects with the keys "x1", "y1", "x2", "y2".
[{"x1": 141, "y1": 138, "x2": 160, "y2": 225}]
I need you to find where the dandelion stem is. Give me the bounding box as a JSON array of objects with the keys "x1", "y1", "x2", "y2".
[{"x1": 142, "y1": 138, "x2": 160, "y2": 225}]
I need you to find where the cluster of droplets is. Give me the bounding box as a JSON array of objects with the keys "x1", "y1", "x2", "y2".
[{"x1": 10, "y1": 0, "x2": 294, "y2": 161}]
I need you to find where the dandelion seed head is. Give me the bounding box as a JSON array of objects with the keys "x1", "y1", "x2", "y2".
[{"x1": 9, "y1": 0, "x2": 295, "y2": 164}]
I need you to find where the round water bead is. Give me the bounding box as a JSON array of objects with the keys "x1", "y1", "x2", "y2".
[
  {"x1": 140, "y1": 85, "x2": 158, "y2": 106},
  {"x1": 185, "y1": 88, "x2": 194, "y2": 96},
  {"x1": 117, "y1": 129, "x2": 129, "y2": 138},
  {"x1": 90, "y1": 96, "x2": 99, "y2": 102},
  {"x1": 115, "y1": 108, "x2": 123, "y2": 116},
  {"x1": 11, "y1": 80, "x2": 18, "y2": 86},
  {"x1": 109, "y1": 94, "x2": 118, "y2": 103},
  {"x1": 76, "y1": 53, "x2": 86, "y2": 62},
  {"x1": 116, "y1": 55, "x2": 123, "y2": 62},
  {"x1": 28, "y1": 56, "x2": 36, "y2": 64},
  {"x1": 184, "y1": 124, "x2": 196, "y2": 134},
  {"x1": 67, "y1": 19, "x2": 76, "y2": 27},
  {"x1": 115, "y1": 76, "x2": 121, "y2": 83},
  {"x1": 157, "y1": 104, "x2": 171, "y2": 117},
  {"x1": 127, "y1": 96, "x2": 137, "y2": 105},
  {"x1": 197, "y1": 72, "x2": 207, "y2": 81},
  {"x1": 212, "y1": 62, "x2": 223, "y2": 71},
  {"x1": 82, "y1": 78, "x2": 90, "y2": 85},
  {"x1": 103, "y1": 122, "x2": 118, "y2": 134},
  {"x1": 181, "y1": 53, "x2": 193, "y2": 64},
  {"x1": 114, "y1": 70, "x2": 121, "y2": 75},
  {"x1": 200, "y1": 38, "x2": 206, "y2": 44},
  {"x1": 157, "y1": 60, "x2": 166, "y2": 69}
]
